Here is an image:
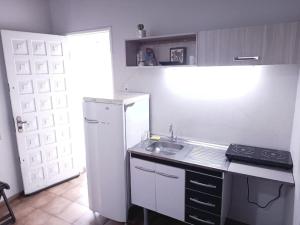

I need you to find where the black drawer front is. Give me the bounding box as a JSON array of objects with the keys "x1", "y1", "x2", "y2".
[
  {"x1": 186, "y1": 206, "x2": 220, "y2": 225},
  {"x1": 186, "y1": 189, "x2": 221, "y2": 215},
  {"x1": 186, "y1": 171, "x2": 222, "y2": 197}
]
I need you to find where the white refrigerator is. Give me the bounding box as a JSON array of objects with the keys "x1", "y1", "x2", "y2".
[{"x1": 83, "y1": 92, "x2": 149, "y2": 222}]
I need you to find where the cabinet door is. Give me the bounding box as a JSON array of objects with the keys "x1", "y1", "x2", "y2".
[
  {"x1": 262, "y1": 21, "x2": 299, "y2": 64},
  {"x1": 198, "y1": 26, "x2": 264, "y2": 66},
  {"x1": 156, "y1": 163, "x2": 185, "y2": 221},
  {"x1": 130, "y1": 158, "x2": 156, "y2": 211}
]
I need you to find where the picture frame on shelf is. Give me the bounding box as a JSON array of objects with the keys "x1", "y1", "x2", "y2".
[{"x1": 170, "y1": 47, "x2": 187, "y2": 65}]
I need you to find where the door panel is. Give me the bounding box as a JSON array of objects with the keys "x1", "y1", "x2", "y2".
[
  {"x1": 130, "y1": 157, "x2": 156, "y2": 211},
  {"x1": 156, "y1": 163, "x2": 185, "y2": 221},
  {"x1": 1, "y1": 30, "x2": 79, "y2": 194}
]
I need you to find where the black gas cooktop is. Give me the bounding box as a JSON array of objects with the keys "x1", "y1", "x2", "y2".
[{"x1": 226, "y1": 144, "x2": 293, "y2": 170}]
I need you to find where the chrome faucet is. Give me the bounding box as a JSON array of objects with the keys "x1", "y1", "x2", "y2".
[{"x1": 169, "y1": 124, "x2": 176, "y2": 142}]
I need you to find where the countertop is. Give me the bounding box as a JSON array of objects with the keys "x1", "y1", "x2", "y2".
[
  {"x1": 128, "y1": 138, "x2": 295, "y2": 184},
  {"x1": 128, "y1": 138, "x2": 230, "y2": 172}
]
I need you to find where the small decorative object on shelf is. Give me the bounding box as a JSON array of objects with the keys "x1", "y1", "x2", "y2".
[
  {"x1": 137, "y1": 24, "x2": 146, "y2": 38},
  {"x1": 144, "y1": 48, "x2": 157, "y2": 66},
  {"x1": 136, "y1": 49, "x2": 145, "y2": 66},
  {"x1": 170, "y1": 47, "x2": 187, "y2": 65}
]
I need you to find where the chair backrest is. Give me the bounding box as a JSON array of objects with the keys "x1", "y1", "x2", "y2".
[{"x1": 0, "y1": 182, "x2": 10, "y2": 190}]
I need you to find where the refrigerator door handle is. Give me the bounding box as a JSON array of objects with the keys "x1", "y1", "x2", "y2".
[{"x1": 84, "y1": 117, "x2": 99, "y2": 124}]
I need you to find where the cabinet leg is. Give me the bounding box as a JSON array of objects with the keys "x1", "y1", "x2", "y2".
[{"x1": 143, "y1": 208, "x2": 149, "y2": 225}]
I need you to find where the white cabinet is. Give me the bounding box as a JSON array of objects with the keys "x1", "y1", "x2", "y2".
[
  {"x1": 155, "y1": 163, "x2": 185, "y2": 221},
  {"x1": 130, "y1": 158, "x2": 156, "y2": 211},
  {"x1": 130, "y1": 157, "x2": 185, "y2": 221}
]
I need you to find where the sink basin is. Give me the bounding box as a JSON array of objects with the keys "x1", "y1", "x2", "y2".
[{"x1": 145, "y1": 141, "x2": 184, "y2": 155}]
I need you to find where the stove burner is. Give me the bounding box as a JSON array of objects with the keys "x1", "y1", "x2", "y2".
[
  {"x1": 226, "y1": 144, "x2": 293, "y2": 170},
  {"x1": 262, "y1": 150, "x2": 288, "y2": 160},
  {"x1": 232, "y1": 145, "x2": 255, "y2": 155}
]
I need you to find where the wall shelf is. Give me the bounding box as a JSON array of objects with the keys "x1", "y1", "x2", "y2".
[{"x1": 125, "y1": 33, "x2": 197, "y2": 67}]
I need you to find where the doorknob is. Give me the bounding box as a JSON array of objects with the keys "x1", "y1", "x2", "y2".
[{"x1": 16, "y1": 116, "x2": 28, "y2": 133}]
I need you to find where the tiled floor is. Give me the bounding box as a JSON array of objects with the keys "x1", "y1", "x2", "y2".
[
  {"x1": 0, "y1": 174, "x2": 113, "y2": 225},
  {"x1": 0, "y1": 174, "x2": 244, "y2": 225},
  {"x1": 0, "y1": 173, "x2": 184, "y2": 225}
]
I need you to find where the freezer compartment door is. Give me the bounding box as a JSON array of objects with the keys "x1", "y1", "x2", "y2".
[{"x1": 125, "y1": 97, "x2": 149, "y2": 149}]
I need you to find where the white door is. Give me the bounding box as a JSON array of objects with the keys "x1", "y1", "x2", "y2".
[
  {"x1": 155, "y1": 163, "x2": 185, "y2": 221},
  {"x1": 1, "y1": 30, "x2": 79, "y2": 194}
]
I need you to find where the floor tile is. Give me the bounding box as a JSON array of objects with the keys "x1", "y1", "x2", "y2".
[
  {"x1": 47, "y1": 216, "x2": 71, "y2": 225},
  {"x1": 24, "y1": 191, "x2": 57, "y2": 208},
  {"x1": 73, "y1": 211, "x2": 108, "y2": 225},
  {"x1": 61, "y1": 185, "x2": 85, "y2": 201},
  {"x1": 0, "y1": 205, "x2": 6, "y2": 217},
  {"x1": 76, "y1": 194, "x2": 89, "y2": 207},
  {"x1": 46, "y1": 181, "x2": 78, "y2": 196},
  {"x1": 20, "y1": 209, "x2": 51, "y2": 225},
  {"x1": 57, "y1": 202, "x2": 89, "y2": 223},
  {"x1": 41, "y1": 196, "x2": 72, "y2": 215},
  {"x1": 12, "y1": 201, "x2": 35, "y2": 220},
  {"x1": 68, "y1": 175, "x2": 85, "y2": 186}
]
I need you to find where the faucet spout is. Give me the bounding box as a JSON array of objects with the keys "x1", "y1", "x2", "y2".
[{"x1": 169, "y1": 124, "x2": 176, "y2": 142}]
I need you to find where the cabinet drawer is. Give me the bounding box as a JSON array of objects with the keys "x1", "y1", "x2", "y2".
[
  {"x1": 186, "y1": 171, "x2": 222, "y2": 197},
  {"x1": 186, "y1": 206, "x2": 220, "y2": 225},
  {"x1": 186, "y1": 189, "x2": 221, "y2": 215}
]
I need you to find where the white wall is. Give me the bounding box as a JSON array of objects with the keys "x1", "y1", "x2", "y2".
[
  {"x1": 0, "y1": 0, "x2": 52, "y2": 197},
  {"x1": 290, "y1": 68, "x2": 300, "y2": 225},
  {"x1": 48, "y1": 0, "x2": 300, "y2": 224}
]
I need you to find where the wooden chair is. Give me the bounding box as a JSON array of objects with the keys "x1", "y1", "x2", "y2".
[{"x1": 0, "y1": 182, "x2": 16, "y2": 225}]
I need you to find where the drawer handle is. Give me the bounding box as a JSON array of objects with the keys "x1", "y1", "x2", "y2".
[
  {"x1": 189, "y1": 215, "x2": 215, "y2": 225},
  {"x1": 135, "y1": 166, "x2": 155, "y2": 173},
  {"x1": 234, "y1": 56, "x2": 260, "y2": 61},
  {"x1": 156, "y1": 171, "x2": 178, "y2": 179},
  {"x1": 189, "y1": 198, "x2": 216, "y2": 208},
  {"x1": 190, "y1": 180, "x2": 217, "y2": 189},
  {"x1": 84, "y1": 117, "x2": 99, "y2": 124}
]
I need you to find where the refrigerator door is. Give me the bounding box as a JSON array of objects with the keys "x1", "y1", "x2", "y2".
[
  {"x1": 84, "y1": 101, "x2": 127, "y2": 222},
  {"x1": 125, "y1": 97, "x2": 150, "y2": 149}
]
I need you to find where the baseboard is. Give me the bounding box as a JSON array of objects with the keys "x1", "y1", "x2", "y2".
[{"x1": 225, "y1": 218, "x2": 249, "y2": 225}]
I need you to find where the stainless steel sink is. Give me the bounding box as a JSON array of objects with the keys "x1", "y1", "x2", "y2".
[{"x1": 145, "y1": 141, "x2": 184, "y2": 155}]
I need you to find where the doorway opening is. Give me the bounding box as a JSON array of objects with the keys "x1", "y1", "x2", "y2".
[{"x1": 67, "y1": 29, "x2": 114, "y2": 171}]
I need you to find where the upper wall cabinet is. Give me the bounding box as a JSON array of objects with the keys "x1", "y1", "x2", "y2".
[
  {"x1": 198, "y1": 26, "x2": 264, "y2": 66},
  {"x1": 262, "y1": 22, "x2": 299, "y2": 64},
  {"x1": 197, "y1": 21, "x2": 300, "y2": 66},
  {"x1": 125, "y1": 33, "x2": 197, "y2": 67}
]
